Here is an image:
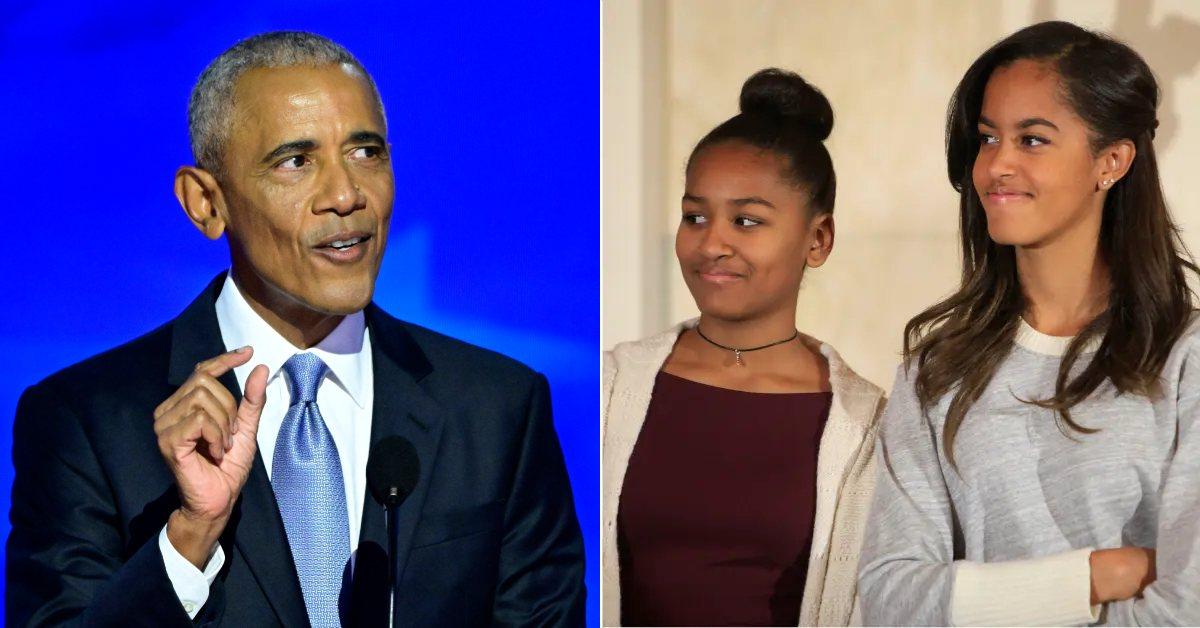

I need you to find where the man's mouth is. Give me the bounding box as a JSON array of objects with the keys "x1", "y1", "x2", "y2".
[
  {"x1": 313, "y1": 232, "x2": 373, "y2": 263},
  {"x1": 326, "y1": 236, "x2": 367, "y2": 251},
  {"x1": 315, "y1": 231, "x2": 372, "y2": 249}
]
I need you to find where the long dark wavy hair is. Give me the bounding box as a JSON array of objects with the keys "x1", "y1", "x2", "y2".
[{"x1": 904, "y1": 21, "x2": 1198, "y2": 466}]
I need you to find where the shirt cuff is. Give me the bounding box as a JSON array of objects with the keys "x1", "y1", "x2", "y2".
[
  {"x1": 158, "y1": 524, "x2": 225, "y2": 619},
  {"x1": 951, "y1": 547, "x2": 1101, "y2": 626}
]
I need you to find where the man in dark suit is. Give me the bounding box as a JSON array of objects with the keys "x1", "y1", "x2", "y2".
[{"x1": 7, "y1": 31, "x2": 585, "y2": 627}]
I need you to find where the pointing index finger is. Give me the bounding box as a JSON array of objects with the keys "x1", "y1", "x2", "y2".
[{"x1": 195, "y1": 346, "x2": 254, "y2": 378}]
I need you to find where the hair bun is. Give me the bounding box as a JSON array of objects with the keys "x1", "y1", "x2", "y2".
[{"x1": 738, "y1": 68, "x2": 833, "y2": 141}]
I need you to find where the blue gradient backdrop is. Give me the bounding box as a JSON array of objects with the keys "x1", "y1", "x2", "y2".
[{"x1": 0, "y1": 2, "x2": 598, "y2": 623}]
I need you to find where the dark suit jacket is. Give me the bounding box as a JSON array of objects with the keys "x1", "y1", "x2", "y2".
[{"x1": 7, "y1": 275, "x2": 586, "y2": 627}]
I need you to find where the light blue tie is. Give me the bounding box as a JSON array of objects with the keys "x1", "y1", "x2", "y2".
[{"x1": 272, "y1": 353, "x2": 350, "y2": 628}]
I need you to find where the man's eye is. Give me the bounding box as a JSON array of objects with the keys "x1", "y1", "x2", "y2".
[
  {"x1": 350, "y1": 146, "x2": 382, "y2": 160},
  {"x1": 683, "y1": 213, "x2": 707, "y2": 224},
  {"x1": 277, "y1": 155, "x2": 309, "y2": 170},
  {"x1": 735, "y1": 216, "x2": 762, "y2": 227}
]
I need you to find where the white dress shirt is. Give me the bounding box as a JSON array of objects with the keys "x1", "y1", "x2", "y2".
[{"x1": 158, "y1": 273, "x2": 374, "y2": 618}]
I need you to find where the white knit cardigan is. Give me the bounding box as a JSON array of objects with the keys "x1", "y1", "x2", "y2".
[{"x1": 601, "y1": 320, "x2": 886, "y2": 627}]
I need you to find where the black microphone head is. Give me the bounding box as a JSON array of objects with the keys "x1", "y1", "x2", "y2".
[{"x1": 367, "y1": 436, "x2": 420, "y2": 508}]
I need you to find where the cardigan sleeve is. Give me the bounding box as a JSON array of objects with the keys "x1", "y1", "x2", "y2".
[{"x1": 602, "y1": 350, "x2": 615, "y2": 439}]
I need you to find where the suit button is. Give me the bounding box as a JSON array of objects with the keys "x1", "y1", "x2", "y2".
[{"x1": 183, "y1": 602, "x2": 196, "y2": 614}]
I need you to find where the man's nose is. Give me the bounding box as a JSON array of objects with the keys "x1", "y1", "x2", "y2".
[{"x1": 314, "y1": 161, "x2": 364, "y2": 216}]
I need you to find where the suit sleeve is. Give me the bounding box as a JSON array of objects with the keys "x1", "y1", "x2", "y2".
[
  {"x1": 6, "y1": 381, "x2": 200, "y2": 627},
  {"x1": 491, "y1": 373, "x2": 586, "y2": 627}
]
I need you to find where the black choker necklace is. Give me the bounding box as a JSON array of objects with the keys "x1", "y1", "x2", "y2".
[{"x1": 694, "y1": 326, "x2": 799, "y2": 366}]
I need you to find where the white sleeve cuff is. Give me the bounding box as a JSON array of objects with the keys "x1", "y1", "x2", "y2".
[
  {"x1": 158, "y1": 524, "x2": 226, "y2": 619},
  {"x1": 950, "y1": 547, "x2": 1101, "y2": 626}
]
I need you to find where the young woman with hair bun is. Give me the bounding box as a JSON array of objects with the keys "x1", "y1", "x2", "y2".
[
  {"x1": 602, "y1": 68, "x2": 885, "y2": 626},
  {"x1": 858, "y1": 21, "x2": 1200, "y2": 625}
]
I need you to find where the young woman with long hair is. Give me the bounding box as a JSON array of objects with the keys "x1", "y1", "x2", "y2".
[
  {"x1": 858, "y1": 21, "x2": 1200, "y2": 625},
  {"x1": 602, "y1": 68, "x2": 885, "y2": 626}
]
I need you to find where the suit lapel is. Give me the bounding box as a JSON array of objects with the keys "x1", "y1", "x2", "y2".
[
  {"x1": 351, "y1": 306, "x2": 446, "y2": 624},
  {"x1": 168, "y1": 274, "x2": 308, "y2": 628}
]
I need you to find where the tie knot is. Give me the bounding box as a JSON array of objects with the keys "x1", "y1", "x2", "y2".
[{"x1": 283, "y1": 353, "x2": 328, "y2": 405}]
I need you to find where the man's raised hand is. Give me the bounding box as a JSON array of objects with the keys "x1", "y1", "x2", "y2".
[{"x1": 154, "y1": 346, "x2": 268, "y2": 568}]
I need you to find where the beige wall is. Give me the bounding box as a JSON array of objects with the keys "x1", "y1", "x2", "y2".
[{"x1": 602, "y1": 0, "x2": 1200, "y2": 391}]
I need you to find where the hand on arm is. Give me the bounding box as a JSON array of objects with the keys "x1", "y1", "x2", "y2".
[{"x1": 1090, "y1": 547, "x2": 1156, "y2": 605}]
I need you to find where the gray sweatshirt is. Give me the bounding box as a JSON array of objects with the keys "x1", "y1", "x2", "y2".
[{"x1": 858, "y1": 317, "x2": 1200, "y2": 626}]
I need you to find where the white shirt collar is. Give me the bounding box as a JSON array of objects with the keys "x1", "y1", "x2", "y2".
[
  {"x1": 1014, "y1": 315, "x2": 1102, "y2": 357},
  {"x1": 214, "y1": 273, "x2": 370, "y2": 408}
]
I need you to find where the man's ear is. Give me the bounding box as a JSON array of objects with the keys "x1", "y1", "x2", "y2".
[{"x1": 174, "y1": 166, "x2": 229, "y2": 240}]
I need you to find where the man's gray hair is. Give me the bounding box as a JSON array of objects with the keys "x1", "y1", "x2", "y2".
[{"x1": 188, "y1": 31, "x2": 384, "y2": 173}]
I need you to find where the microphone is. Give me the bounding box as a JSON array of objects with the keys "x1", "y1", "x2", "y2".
[
  {"x1": 367, "y1": 436, "x2": 420, "y2": 508},
  {"x1": 366, "y1": 436, "x2": 420, "y2": 628}
]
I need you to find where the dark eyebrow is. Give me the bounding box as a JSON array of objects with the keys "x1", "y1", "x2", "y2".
[
  {"x1": 977, "y1": 115, "x2": 1059, "y2": 132},
  {"x1": 261, "y1": 139, "x2": 316, "y2": 164},
  {"x1": 1018, "y1": 117, "x2": 1059, "y2": 131},
  {"x1": 347, "y1": 130, "x2": 387, "y2": 146},
  {"x1": 682, "y1": 194, "x2": 776, "y2": 209},
  {"x1": 732, "y1": 196, "x2": 776, "y2": 210}
]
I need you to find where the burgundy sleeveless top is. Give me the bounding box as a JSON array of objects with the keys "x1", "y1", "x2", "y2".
[{"x1": 617, "y1": 370, "x2": 832, "y2": 626}]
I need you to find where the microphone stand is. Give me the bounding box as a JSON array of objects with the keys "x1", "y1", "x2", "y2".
[{"x1": 386, "y1": 487, "x2": 401, "y2": 628}]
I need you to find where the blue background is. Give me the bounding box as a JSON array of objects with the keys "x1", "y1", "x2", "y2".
[{"x1": 0, "y1": 1, "x2": 598, "y2": 623}]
